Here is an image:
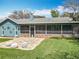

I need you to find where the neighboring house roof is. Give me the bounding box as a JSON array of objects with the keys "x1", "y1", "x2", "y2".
[{"x1": 0, "y1": 17, "x2": 79, "y2": 24}]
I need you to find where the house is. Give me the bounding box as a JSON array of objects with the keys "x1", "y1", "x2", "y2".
[{"x1": 0, "y1": 17, "x2": 79, "y2": 38}]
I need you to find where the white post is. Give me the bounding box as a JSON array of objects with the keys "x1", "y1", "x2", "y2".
[
  {"x1": 34, "y1": 25, "x2": 36, "y2": 37},
  {"x1": 61, "y1": 24, "x2": 63, "y2": 37},
  {"x1": 45, "y1": 24, "x2": 47, "y2": 34},
  {"x1": 29, "y1": 25, "x2": 30, "y2": 37}
]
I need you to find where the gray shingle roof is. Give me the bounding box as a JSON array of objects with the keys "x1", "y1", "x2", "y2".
[{"x1": 0, "y1": 17, "x2": 79, "y2": 24}]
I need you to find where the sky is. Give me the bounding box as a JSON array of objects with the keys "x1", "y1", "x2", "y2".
[{"x1": 0, "y1": 0, "x2": 65, "y2": 17}]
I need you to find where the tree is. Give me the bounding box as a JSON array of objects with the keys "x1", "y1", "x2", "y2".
[
  {"x1": 62, "y1": 12, "x2": 70, "y2": 17},
  {"x1": 51, "y1": 10, "x2": 59, "y2": 17},
  {"x1": 64, "y1": 0, "x2": 79, "y2": 20},
  {"x1": 8, "y1": 10, "x2": 32, "y2": 19}
]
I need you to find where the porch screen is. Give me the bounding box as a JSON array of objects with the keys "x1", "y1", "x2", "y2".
[
  {"x1": 47, "y1": 24, "x2": 61, "y2": 34},
  {"x1": 36, "y1": 25, "x2": 45, "y2": 34},
  {"x1": 21, "y1": 25, "x2": 29, "y2": 33},
  {"x1": 62, "y1": 24, "x2": 72, "y2": 34}
]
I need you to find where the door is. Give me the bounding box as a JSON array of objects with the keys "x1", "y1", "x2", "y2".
[{"x1": 30, "y1": 26, "x2": 35, "y2": 37}]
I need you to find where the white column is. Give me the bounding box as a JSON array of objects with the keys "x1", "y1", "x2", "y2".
[
  {"x1": 29, "y1": 25, "x2": 30, "y2": 37},
  {"x1": 34, "y1": 25, "x2": 36, "y2": 37},
  {"x1": 61, "y1": 24, "x2": 63, "y2": 36},
  {"x1": 45, "y1": 24, "x2": 47, "y2": 34}
]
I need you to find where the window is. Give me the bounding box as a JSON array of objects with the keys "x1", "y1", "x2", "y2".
[
  {"x1": 10, "y1": 31, "x2": 12, "y2": 34},
  {"x1": 7, "y1": 26, "x2": 10, "y2": 29},
  {"x1": 16, "y1": 31, "x2": 18, "y2": 35},
  {"x1": 3, "y1": 31, "x2": 4, "y2": 34},
  {"x1": 2, "y1": 26, "x2": 4, "y2": 29}
]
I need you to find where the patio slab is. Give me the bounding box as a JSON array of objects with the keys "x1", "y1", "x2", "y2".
[{"x1": 0, "y1": 37, "x2": 45, "y2": 50}]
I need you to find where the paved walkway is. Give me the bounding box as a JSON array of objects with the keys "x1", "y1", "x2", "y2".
[{"x1": 0, "y1": 37, "x2": 45, "y2": 50}]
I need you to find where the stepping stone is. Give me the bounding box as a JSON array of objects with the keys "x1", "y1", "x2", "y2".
[
  {"x1": 10, "y1": 42, "x2": 18, "y2": 48},
  {"x1": 21, "y1": 42, "x2": 28, "y2": 48}
]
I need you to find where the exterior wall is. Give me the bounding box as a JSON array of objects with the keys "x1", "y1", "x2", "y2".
[{"x1": 0, "y1": 20, "x2": 20, "y2": 37}]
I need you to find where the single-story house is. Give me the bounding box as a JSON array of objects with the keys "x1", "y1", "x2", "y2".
[{"x1": 0, "y1": 17, "x2": 79, "y2": 38}]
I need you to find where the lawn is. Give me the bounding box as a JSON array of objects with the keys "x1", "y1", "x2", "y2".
[
  {"x1": 0, "y1": 38, "x2": 12, "y2": 43},
  {"x1": 0, "y1": 38, "x2": 79, "y2": 59}
]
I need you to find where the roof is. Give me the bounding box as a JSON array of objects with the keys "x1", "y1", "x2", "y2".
[
  {"x1": 0, "y1": 17, "x2": 79, "y2": 24},
  {"x1": 0, "y1": 18, "x2": 18, "y2": 25},
  {"x1": 0, "y1": 18, "x2": 7, "y2": 23}
]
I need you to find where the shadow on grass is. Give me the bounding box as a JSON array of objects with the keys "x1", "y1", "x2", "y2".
[
  {"x1": 64, "y1": 37, "x2": 79, "y2": 46},
  {"x1": 68, "y1": 39, "x2": 79, "y2": 46}
]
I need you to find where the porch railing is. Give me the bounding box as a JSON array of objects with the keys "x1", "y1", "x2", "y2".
[
  {"x1": 21, "y1": 30, "x2": 29, "y2": 33},
  {"x1": 63, "y1": 31, "x2": 73, "y2": 34},
  {"x1": 20, "y1": 30, "x2": 73, "y2": 34},
  {"x1": 36, "y1": 30, "x2": 73, "y2": 34},
  {"x1": 47, "y1": 31, "x2": 61, "y2": 34}
]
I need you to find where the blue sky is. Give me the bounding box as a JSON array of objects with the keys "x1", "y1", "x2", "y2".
[{"x1": 0, "y1": 0, "x2": 64, "y2": 17}]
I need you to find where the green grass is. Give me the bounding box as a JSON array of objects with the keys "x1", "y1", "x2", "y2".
[
  {"x1": 0, "y1": 38, "x2": 12, "y2": 43},
  {"x1": 0, "y1": 38, "x2": 79, "y2": 59}
]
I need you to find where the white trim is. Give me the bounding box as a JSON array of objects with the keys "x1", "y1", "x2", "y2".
[
  {"x1": 29, "y1": 25, "x2": 35, "y2": 37},
  {"x1": 45, "y1": 24, "x2": 47, "y2": 34},
  {"x1": 61, "y1": 24, "x2": 63, "y2": 36},
  {"x1": 34, "y1": 25, "x2": 36, "y2": 37},
  {"x1": 29, "y1": 25, "x2": 30, "y2": 37}
]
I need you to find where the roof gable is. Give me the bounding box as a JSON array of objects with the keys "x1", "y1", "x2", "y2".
[{"x1": 0, "y1": 18, "x2": 18, "y2": 25}]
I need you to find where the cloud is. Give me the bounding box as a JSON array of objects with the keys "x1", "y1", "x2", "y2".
[
  {"x1": 56, "y1": 5, "x2": 75, "y2": 13},
  {"x1": 33, "y1": 6, "x2": 66, "y2": 17},
  {"x1": 64, "y1": 8, "x2": 75, "y2": 13},
  {"x1": 33, "y1": 9, "x2": 52, "y2": 18},
  {"x1": 56, "y1": 6, "x2": 64, "y2": 14},
  {"x1": 56, "y1": 6, "x2": 64, "y2": 11}
]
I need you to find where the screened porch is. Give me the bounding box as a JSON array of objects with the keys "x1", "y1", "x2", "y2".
[{"x1": 20, "y1": 24, "x2": 73, "y2": 37}]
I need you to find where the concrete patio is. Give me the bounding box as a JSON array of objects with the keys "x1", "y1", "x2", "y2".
[{"x1": 0, "y1": 37, "x2": 45, "y2": 50}]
